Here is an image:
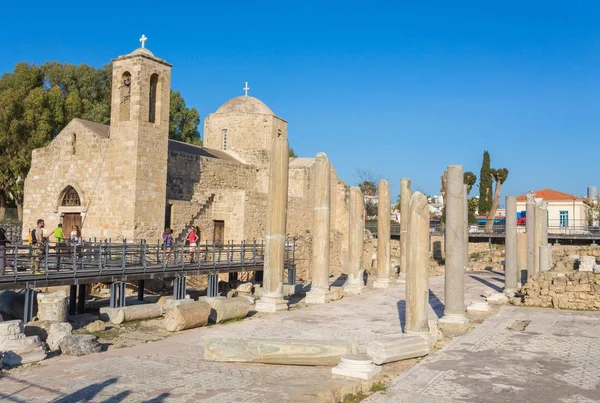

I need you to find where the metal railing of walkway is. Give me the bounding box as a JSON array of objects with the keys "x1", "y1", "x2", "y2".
[{"x1": 0, "y1": 239, "x2": 296, "y2": 290}]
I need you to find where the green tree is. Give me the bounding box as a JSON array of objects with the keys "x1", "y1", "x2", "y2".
[
  {"x1": 463, "y1": 171, "x2": 477, "y2": 195},
  {"x1": 169, "y1": 91, "x2": 201, "y2": 145},
  {"x1": 288, "y1": 148, "x2": 298, "y2": 158},
  {"x1": 0, "y1": 62, "x2": 201, "y2": 220},
  {"x1": 478, "y1": 151, "x2": 493, "y2": 215},
  {"x1": 467, "y1": 197, "x2": 478, "y2": 225},
  {"x1": 485, "y1": 168, "x2": 509, "y2": 233}
]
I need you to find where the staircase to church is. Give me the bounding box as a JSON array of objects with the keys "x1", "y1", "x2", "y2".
[{"x1": 175, "y1": 193, "x2": 215, "y2": 243}]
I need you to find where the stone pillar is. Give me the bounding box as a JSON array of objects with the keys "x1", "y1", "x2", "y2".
[
  {"x1": 399, "y1": 178, "x2": 412, "y2": 279},
  {"x1": 526, "y1": 194, "x2": 536, "y2": 279},
  {"x1": 517, "y1": 232, "x2": 527, "y2": 285},
  {"x1": 540, "y1": 201, "x2": 549, "y2": 247},
  {"x1": 463, "y1": 184, "x2": 469, "y2": 269},
  {"x1": 504, "y1": 196, "x2": 518, "y2": 294},
  {"x1": 306, "y1": 153, "x2": 332, "y2": 304},
  {"x1": 440, "y1": 165, "x2": 469, "y2": 331},
  {"x1": 374, "y1": 180, "x2": 391, "y2": 289},
  {"x1": 256, "y1": 136, "x2": 290, "y2": 313},
  {"x1": 405, "y1": 192, "x2": 430, "y2": 335},
  {"x1": 345, "y1": 187, "x2": 365, "y2": 295},
  {"x1": 37, "y1": 290, "x2": 69, "y2": 322},
  {"x1": 539, "y1": 201, "x2": 551, "y2": 272},
  {"x1": 534, "y1": 203, "x2": 544, "y2": 274}
]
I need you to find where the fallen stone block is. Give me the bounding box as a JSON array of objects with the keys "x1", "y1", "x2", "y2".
[
  {"x1": 163, "y1": 298, "x2": 196, "y2": 311},
  {"x1": 37, "y1": 290, "x2": 68, "y2": 322},
  {"x1": 331, "y1": 354, "x2": 381, "y2": 380},
  {"x1": 164, "y1": 301, "x2": 211, "y2": 332},
  {"x1": 226, "y1": 290, "x2": 238, "y2": 299},
  {"x1": 203, "y1": 338, "x2": 359, "y2": 366},
  {"x1": 24, "y1": 320, "x2": 55, "y2": 341},
  {"x1": 486, "y1": 292, "x2": 509, "y2": 305},
  {"x1": 329, "y1": 286, "x2": 344, "y2": 301},
  {"x1": 467, "y1": 300, "x2": 492, "y2": 314},
  {"x1": 197, "y1": 296, "x2": 226, "y2": 305},
  {"x1": 0, "y1": 320, "x2": 24, "y2": 339},
  {"x1": 580, "y1": 256, "x2": 596, "y2": 272},
  {"x1": 99, "y1": 303, "x2": 162, "y2": 325},
  {"x1": 282, "y1": 284, "x2": 296, "y2": 296},
  {"x1": 209, "y1": 297, "x2": 250, "y2": 324},
  {"x1": 84, "y1": 320, "x2": 106, "y2": 333},
  {"x1": 240, "y1": 295, "x2": 255, "y2": 305},
  {"x1": 59, "y1": 334, "x2": 101, "y2": 356},
  {"x1": 47, "y1": 322, "x2": 73, "y2": 352},
  {"x1": 236, "y1": 282, "x2": 254, "y2": 293},
  {"x1": 68, "y1": 314, "x2": 99, "y2": 329},
  {"x1": 2, "y1": 336, "x2": 46, "y2": 366},
  {"x1": 366, "y1": 336, "x2": 429, "y2": 365}
]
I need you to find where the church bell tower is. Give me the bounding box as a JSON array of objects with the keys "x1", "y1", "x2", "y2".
[{"x1": 108, "y1": 36, "x2": 172, "y2": 240}]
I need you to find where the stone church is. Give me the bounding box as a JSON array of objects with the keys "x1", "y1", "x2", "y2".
[{"x1": 22, "y1": 43, "x2": 352, "y2": 277}]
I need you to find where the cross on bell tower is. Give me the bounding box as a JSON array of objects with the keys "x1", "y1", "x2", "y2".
[
  {"x1": 243, "y1": 82, "x2": 250, "y2": 96},
  {"x1": 140, "y1": 34, "x2": 148, "y2": 48}
]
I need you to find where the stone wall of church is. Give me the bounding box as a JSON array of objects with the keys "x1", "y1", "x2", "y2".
[
  {"x1": 22, "y1": 120, "x2": 117, "y2": 240},
  {"x1": 203, "y1": 114, "x2": 287, "y2": 167}
]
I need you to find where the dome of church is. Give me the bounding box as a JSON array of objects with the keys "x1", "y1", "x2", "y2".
[
  {"x1": 216, "y1": 96, "x2": 274, "y2": 115},
  {"x1": 129, "y1": 47, "x2": 156, "y2": 58}
]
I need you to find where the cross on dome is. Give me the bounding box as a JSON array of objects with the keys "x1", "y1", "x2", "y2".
[
  {"x1": 243, "y1": 82, "x2": 250, "y2": 96},
  {"x1": 139, "y1": 34, "x2": 148, "y2": 48}
]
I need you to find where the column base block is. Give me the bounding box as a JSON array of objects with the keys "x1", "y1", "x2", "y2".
[
  {"x1": 373, "y1": 277, "x2": 390, "y2": 289},
  {"x1": 305, "y1": 289, "x2": 332, "y2": 304},
  {"x1": 255, "y1": 296, "x2": 288, "y2": 313},
  {"x1": 439, "y1": 314, "x2": 470, "y2": 335},
  {"x1": 343, "y1": 283, "x2": 364, "y2": 296},
  {"x1": 331, "y1": 354, "x2": 381, "y2": 380}
]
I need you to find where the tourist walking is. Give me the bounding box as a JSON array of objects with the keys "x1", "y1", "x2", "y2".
[
  {"x1": 188, "y1": 227, "x2": 199, "y2": 262},
  {"x1": 30, "y1": 219, "x2": 46, "y2": 275},
  {"x1": 162, "y1": 228, "x2": 173, "y2": 263},
  {"x1": 0, "y1": 227, "x2": 8, "y2": 275},
  {"x1": 53, "y1": 223, "x2": 66, "y2": 269},
  {"x1": 70, "y1": 225, "x2": 81, "y2": 245}
]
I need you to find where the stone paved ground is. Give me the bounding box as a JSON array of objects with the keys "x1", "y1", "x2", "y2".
[
  {"x1": 366, "y1": 305, "x2": 600, "y2": 403},
  {"x1": 0, "y1": 271, "x2": 504, "y2": 402}
]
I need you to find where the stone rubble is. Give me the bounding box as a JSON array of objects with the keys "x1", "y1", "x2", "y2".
[
  {"x1": 0, "y1": 320, "x2": 46, "y2": 366},
  {"x1": 47, "y1": 322, "x2": 73, "y2": 352},
  {"x1": 59, "y1": 334, "x2": 102, "y2": 356}
]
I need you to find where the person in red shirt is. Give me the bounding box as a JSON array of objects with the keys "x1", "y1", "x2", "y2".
[{"x1": 188, "y1": 227, "x2": 199, "y2": 262}]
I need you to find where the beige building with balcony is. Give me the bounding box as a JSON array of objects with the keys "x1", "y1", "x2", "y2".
[{"x1": 516, "y1": 189, "x2": 588, "y2": 233}]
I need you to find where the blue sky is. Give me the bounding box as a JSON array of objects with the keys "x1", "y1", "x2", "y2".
[{"x1": 1, "y1": 0, "x2": 599, "y2": 201}]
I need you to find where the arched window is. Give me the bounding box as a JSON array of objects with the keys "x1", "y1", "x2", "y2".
[
  {"x1": 61, "y1": 186, "x2": 81, "y2": 207},
  {"x1": 149, "y1": 73, "x2": 159, "y2": 123},
  {"x1": 119, "y1": 72, "x2": 132, "y2": 122}
]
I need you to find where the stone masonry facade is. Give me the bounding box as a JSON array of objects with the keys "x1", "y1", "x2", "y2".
[{"x1": 22, "y1": 44, "x2": 352, "y2": 281}]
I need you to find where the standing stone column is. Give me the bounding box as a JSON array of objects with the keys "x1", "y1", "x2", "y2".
[
  {"x1": 504, "y1": 196, "x2": 518, "y2": 294},
  {"x1": 463, "y1": 184, "x2": 469, "y2": 269},
  {"x1": 306, "y1": 153, "x2": 332, "y2": 304},
  {"x1": 517, "y1": 232, "x2": 527, "y2": 284},
  {"x1": 345, "y1": 187, "x2": 365, "y2": 295},
  {"x1": 256, "y1": 136, "x2": 290, "y2": 313},
  {"x1": 405, "y1": 192, "x2": 430, "y2": 335},
  {"x1": 399, "y1": 178, "x2": 412, "y2": 281},
  {"x1": 534, "y1": 202, "x2": 544, "y2": 274},
  {"x1": 526, "y1": 194, "x2": 536, "y2": 279},
  {"x1": 374, "y1": 180, "x2": 391, "y2": 289},
  {"x1": 539, "y1": 201, "x2": 551, "y2": 272},
  {"x1": 440, "y1": 165, "x2": 469, "y2": 331}
]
